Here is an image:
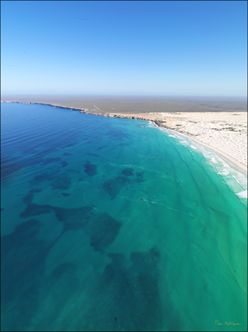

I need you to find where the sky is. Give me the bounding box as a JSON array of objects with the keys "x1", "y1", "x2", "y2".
[{"x1": 1, "y1": 1, "x2": 247, "y2": 97}]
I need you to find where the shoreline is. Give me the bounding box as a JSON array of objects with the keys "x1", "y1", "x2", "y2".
[
  {"x1": 159, "y1": 126, "x2": 247, "y2": 177},
  {"x1": 99, "y1": 112, "x2": 247, "y2": 178},
  {"x1": 2, "y1": 100, "x2": 247, "y2": 179}
]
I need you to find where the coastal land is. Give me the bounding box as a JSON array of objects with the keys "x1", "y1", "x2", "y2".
[
  {"x1": 2, "y1": 96, "x2": 247, "y2": 175},
  {"x1": 106, "y1": 111, "x2": 248, "y2": 175}
]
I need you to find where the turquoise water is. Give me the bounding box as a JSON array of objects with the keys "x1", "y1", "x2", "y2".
[{"x1": 1, "y1": 103, "x2": 247, "y2": 331}]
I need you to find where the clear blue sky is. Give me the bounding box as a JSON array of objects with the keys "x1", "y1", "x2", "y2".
[{"x1": 1, "y1": 1, "x2": 247, "y2": 97}]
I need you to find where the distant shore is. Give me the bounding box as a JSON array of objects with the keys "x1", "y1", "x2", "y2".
[{"x1": 2, "y1": 100, "x2": 247, "y2": 177}]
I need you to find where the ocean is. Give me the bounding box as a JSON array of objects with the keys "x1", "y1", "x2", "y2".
[{"x1": 1, "y1": 103, "x2": 247, "y2": 331}]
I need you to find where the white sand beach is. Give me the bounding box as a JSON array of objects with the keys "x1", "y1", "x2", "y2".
[{"x1": 101, "y1": 111, "x2": 247, "y2": 175}]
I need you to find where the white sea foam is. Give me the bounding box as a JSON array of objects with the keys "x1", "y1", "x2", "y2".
[
  {"x1": 218, "y1": 169, "x2": 230, "y2": 176},
  {"x1": 193, "y1": 145, "x2": 247, "y2": 199},
  {"x1": 237, "y1": 190, "x2": 248, "y2": 199},
  {"x1": 210, "y1": 157, "x2": 218, "y2": 164},
  {"x1": 147, "y1": 120, "x2": 156, "y2": 128},
  {"x1": 179, "y1": 139, "x2": 188, "y2": 145},
  {"x1": 162, "y1": 127, "x2": 247, "y2": 198}
]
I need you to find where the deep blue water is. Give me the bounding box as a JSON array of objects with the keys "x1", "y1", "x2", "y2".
[{"x1": 1, "y1": 103, "x2": 247, "y2": 331}]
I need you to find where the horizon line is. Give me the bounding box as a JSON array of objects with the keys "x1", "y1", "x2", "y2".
[{"x1": 1, "y1": 94, "x2": 247, "y2": 100}]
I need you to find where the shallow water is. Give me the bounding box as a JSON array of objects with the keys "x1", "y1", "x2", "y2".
[{"x1": 1, "y1": 103, "x2": 247, "y2": 331}]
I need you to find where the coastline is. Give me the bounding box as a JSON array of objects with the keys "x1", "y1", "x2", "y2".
[
  {"x1": 2, "y1": 100, "x2": 247, "y2": 180},
  {"x1": 101, "y1": 112, "x2": 247, "y2": 178},
  {"x1": 160, "y1": 126, "x2": 247, "y2": 177}
]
